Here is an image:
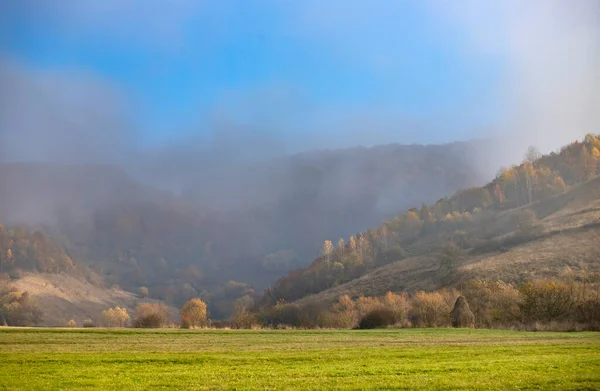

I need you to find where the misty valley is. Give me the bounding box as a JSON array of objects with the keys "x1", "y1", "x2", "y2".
[
  {"x1": 1, "y1": 1, "x2": 600, "y2": 390},
  {"x1": 1, "y1": 137, "x2": 600, "y2": 330}
]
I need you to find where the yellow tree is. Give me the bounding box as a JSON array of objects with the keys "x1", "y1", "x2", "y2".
[
  {"x1": 180, "y1": 298, "x2": 208, "y2": 328},
  {"x1": 337, "y1": 238, "x2": 345, "y2": 262},
  {"x1": 321, "y1": 240, "x2": 333, "y2": 268},
  {"x1": 102, "y1": 306, "x2": 130, "y2": 327},
  {"x1": 580, "y1": 146, "x2": 597, "y2": 180},
  {"x1": 357, "y1": 234, "x2": 371, "y2": 264}
]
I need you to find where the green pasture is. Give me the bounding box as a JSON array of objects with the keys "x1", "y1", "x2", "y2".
[{"x1": 0, "y1": 328, "x2": 598, "y2": 390}]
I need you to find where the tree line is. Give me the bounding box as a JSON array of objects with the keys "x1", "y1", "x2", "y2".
[{"x1": 3, "y1": 272, "x2": 598, "y2": 330}]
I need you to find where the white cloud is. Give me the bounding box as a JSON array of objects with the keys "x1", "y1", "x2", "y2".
[{"x1": 430, "y1": 0, "x2": 600, "y2": 155}]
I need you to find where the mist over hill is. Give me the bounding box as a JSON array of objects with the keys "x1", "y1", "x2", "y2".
[
  {"x1": 1, "y1": 1, "x2": 598, "y2": 325},
  {"x1": 0, "y1": 140, "x2": 490, "y2": 306}
]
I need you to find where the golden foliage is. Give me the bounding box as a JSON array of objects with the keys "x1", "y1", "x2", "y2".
[
  {"x1": 101, "y1": 306, "x2": 130, "y2": 327},
  {"x1": 180, "y1": 298, "x2": 208, "y2": 328}
]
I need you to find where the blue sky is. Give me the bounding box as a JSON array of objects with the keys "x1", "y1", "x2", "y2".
[{"x1": 0, "y1": 1, "x2": 597, "y2": 157}]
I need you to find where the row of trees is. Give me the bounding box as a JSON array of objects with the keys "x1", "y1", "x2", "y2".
[
  {"x1": 256, "y1": 276, "x2": 600, "y2": 330},
  {"x1": 70, "y1": 298, "x2": 209, "y2": 329},
  {"x1": 4, "y1": 275, "x2": 598, "y2": 330}
]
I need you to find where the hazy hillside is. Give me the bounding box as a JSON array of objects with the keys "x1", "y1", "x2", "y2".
[
  {"x1": 264, "y1": 135, "x2": 600, "y2": 307},
  {"x1": 0, "y1": 163, "x2": 174, "y2": 226},
  {"x1": 0, "y1": 141, "x2": 488, "y2": 319},
  {"x1": 294, "y1": 177, "x2": 600, "y2": 307},
  {"x1": 3, "y1": 136, "x2": 600, "y2": 323},
  {"x1": 180, "y1": 141, "x2": 490, "y2": 270}
]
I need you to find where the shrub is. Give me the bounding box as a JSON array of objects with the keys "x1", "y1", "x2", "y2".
[
  {"x1": 230, "y1": 296, "x2": 258, "y2": 329},
  {"x1": 134, "y1": 313, "x2": 164, "y2": 328},
  {"x1": 356, "y1": 296, "x2": 385, "y2": 318},
  {"x1": 82, "y1": 319, "x2": 96, "y2": 328},
  {"x1": 133, "y1": 302, "x2": 170, "y2": 328},
  {"x1": 519, "y1": 279, "x2": 576, "y2": 322},
  {"x1": 462, "y1": 280, "x2": 521, "y2": 327},
  {"x1": 382, "y1": 292, "x2": 410, "y2": 324},
  {"x1": 66, "y1": 319, "x2": 78, "y2": 328},
  {"x1": 575, "y1": 298, "x2": 600, "y2": 324},
  {"x1": 298, "y1": 301, "x2": 334, "y2": 328},
  {"x1": 230, "y1": 305, "x2": 258, "y2": 329},
  {"x1": 358, "y1": 308, "x2": 396, "y2": 329},
  {"x1": 331, "y1": 295, "x2": 358, "y2": 328},
  {"x1": 409, "y1": 291, "x2": 452, "y2": 327},
  {"x1": 261, "y1": 301, "x2": 302, "y2": 327}
]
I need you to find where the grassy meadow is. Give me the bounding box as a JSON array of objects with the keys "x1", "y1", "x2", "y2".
[{"x1": 0, "y1": 328, "x2": 599, "y2": 390}]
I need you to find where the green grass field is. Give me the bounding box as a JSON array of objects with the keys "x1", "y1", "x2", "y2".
[{"x1": 0, "y1": 328, "x2": 599, "y2": 390}]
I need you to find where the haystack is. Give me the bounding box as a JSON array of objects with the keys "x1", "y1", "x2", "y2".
[{"x1": 451, "y1": 296, "x2": 475, "y2": 328}]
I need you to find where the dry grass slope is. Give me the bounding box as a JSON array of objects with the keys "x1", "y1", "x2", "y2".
[
  {"x1": 9, "y1": 273, "x2": 139, "y2": 326},
  {"x1": 297, "y1": 177, "x2": 600, "y2": 305}
]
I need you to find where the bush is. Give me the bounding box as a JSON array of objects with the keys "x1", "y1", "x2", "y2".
[
  {"x1": 356, "y1": 296, "x2": 385, "y2": 317},
  {"x1": 331, "y1": 295, "x2": 359, "y2": 328},
  {"x1": 519, "y1": 279, "x2": 575, "y2": 322},
  {"x1": 133, "y1": 302, "x2": 170, "y2": 328},
  {"x1": 134, "y1": 313, "x2": 164, "y2": 328},
  {"x1": 230, "y1": 305, "x2": 258, "y2": 329},
  {"x1": 358, "y1": 308, "x2": 396, "y2": 329},
  {"x1": 82, "y1": 319, "x2": 96, "y2": 328},
  {"x1": 462, "y1": 280, "x2": 521, "y2": 327},
  {"x1": 575, "y1": 298, "x2": 600, "y2": 323},
  {"x1": 409, "y1": 291, "x2": 454, "y2": 327},
  {"x1": 66, "y1": 319, "x2": 78, "y2": 328},
  {"x1": 298, "y1": 301, "x2": 332, "y2": 328},
  {"x1": 382, "y1": 292, "x2": 410, "y2": 324},
  {"x1": 262, "y1": 301, "x2": 303, "y2": 327}
]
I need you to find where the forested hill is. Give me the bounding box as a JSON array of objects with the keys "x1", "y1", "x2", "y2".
[
  {"x1": 0, "y1": 224, "x2": 77, "y2": 276},
  {"x1": 263, "y1": 134, "x2": 600, "y2": 305},
  {"x1": 0, "y1": 140, "x2": 488, "y2": 319}
]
